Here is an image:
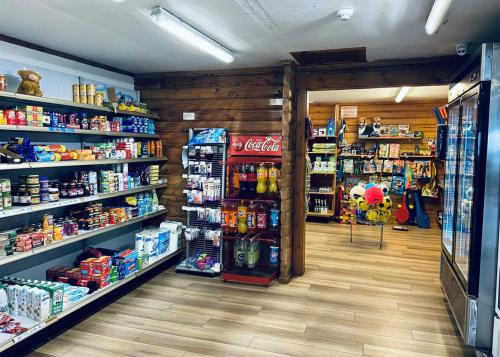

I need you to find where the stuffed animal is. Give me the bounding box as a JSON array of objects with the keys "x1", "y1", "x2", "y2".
[
  {"x1": 17, "y1": 70, "x2": 43, "y2": 97},
  {"x1": 370, "y1": 117, "x2": 381, "y2": 137}
]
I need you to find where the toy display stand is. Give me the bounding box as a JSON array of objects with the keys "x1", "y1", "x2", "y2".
[{"x1": 349, "y1": 222, "x2": 385, "y2": 250}]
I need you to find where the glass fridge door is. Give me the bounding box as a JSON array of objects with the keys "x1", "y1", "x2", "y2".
[
  {"x1": 442, "y1": 101, "x2": 460, "y2": 257},
  {"x1": 453, "y1": 92, "x2": 479, "y2": 284}
]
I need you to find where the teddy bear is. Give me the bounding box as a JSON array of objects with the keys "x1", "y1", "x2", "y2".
[{"x1": 16, "y1": 70, "x2": 43, "y2": 97}]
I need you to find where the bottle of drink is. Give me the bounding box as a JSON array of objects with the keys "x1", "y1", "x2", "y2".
[
  {"x1": 239, "y1": 165, "x2": 248, "y2": 196},
  {"x1": 237, "y1": 201, "x2": 248, "y2": 234},
  {"x1": 234, "y1": 240, "x2": 247, "y2": 267},
  {"x1": 270, "y1": 246, "x2": 279, "y2": 268},
  {"x1": 246, "y1": 240, "x2": 260, "y2": 269},
  {"x1": 268, "y1": 164, "x2": 279, "y2": 195},
  {"x1": 256, "y1": 203, "x2": 267, "y2": 232},
  {"x1": 246, "y1": 201, "x2": 257, "y2": 233},
  {"x1": 232, "y1": 165, "x2": 240, "y2": 196},
  {"x1": 247, "y1": 164, "x2": 257, "y2": 197},
  {"x1": 270, "y1": 202, "x2": 280, "y2": 233},
  {"x1": 228, "y1": 202, "x2": 238, "y2": 233},
  {"x1": 221, "y1": 201, "x2": 229, "y2": 231},
  {"x1": 256, "y1": 163, "x2": 267, "y2": 195}
]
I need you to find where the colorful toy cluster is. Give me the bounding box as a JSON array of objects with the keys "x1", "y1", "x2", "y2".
[{"x1": 348, "y1": 182, "x2": 392, "y2": 224}]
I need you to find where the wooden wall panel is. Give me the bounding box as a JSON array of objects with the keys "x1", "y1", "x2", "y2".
[
  {"x1": 136, "y1": 68, "x2": 284, "y2": 224},
  {"x1": 309, "y1": 100, "x2": 445, "y2": 227}
]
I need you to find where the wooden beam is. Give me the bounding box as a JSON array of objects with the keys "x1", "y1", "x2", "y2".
[
  {"x1": 135, "y1": 66, "x2": 283, "y2": 80},
  {"x1": 293, "y1": 89, "x2": 308, "y2": 276}
]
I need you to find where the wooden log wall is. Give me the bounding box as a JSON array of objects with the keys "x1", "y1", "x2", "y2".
[
  {"x1": 309, "y1": 100, "x2": 446, "y2": 227},
  {"x1": 135, "y1": 67, "x2": 296, "y2": 280}
]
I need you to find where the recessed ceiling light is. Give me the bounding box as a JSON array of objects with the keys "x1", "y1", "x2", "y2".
[
  {"x1": 111, "y1": 0, "x2": 127, "y2": 3},
  {"x1": 150, "y1": 6, "x2": 235, "y2": 63},
  {"x1": 336, "y1": 8, "x2": 355, "y2": 21}
]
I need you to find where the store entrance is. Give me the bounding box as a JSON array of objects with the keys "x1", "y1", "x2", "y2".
[{"x1": 302, "y1": 85, "x2": 448, "y2": 264}]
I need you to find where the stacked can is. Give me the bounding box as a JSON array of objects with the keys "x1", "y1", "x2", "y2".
[
  {"x1": 39, "y1": 177, "x2": 49, "y2": 203},
  {"x1": 149, "y1": 165, "x2": 159, "y2": 185},
  {"x1": 0, "y1": 179, "x2": 12, "y2": 211}
]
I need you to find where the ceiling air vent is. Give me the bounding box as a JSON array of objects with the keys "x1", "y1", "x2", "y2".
[{"x1": 290, "y1": 47, "x2": 366, "y2": 66}]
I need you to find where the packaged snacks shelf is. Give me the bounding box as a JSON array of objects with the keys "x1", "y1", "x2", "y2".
[
  {"x1": 0, "y1": 208, "x2": 168, "y2": 267},
  {"x1": 0, "y1": 183, "x2": 167, "y2": 219},
  {"x1": 0, "y1": 91, "x2": 160, "y2": 120},
  {"x1": 0, "y1": 124, "x2": 160, "y2": 139},
  {"x1": 0, "y1": 247, "x2": 183, "y2": 353},
  {"x1": 0, "y1": 157, "x2": 167, "y2": 171}
]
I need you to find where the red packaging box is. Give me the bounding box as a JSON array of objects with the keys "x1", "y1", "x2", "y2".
[
  {"x1": 16, "y1": 111, "x2": 26, "y2": 126},
  {"x1": 90, "y1": 273, "x2": 109, "y2": 289},
  {"x1": 5, "y1": 110, "x2": 16, "y2": 125},
  {"x1": 93, "y1": 256, "x2": 111, "y2": 274},
  {"x1": 80, "y1": 258, "x2": 96, "y2": 275}
]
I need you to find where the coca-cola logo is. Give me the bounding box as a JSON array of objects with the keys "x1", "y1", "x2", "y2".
[
  {"x1": 232, "y1": 138, "x2": 243, "y2": 151},
  {"x1": 244, "y1": 137, "x2": 280, "y2": 152}
]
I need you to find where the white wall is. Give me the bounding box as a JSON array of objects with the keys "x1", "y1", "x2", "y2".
[{"x1": 0, "y1": 40, "x2": 135, "y2": 101}]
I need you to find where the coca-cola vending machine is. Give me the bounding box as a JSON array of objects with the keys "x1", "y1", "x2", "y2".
[{"x1": 222, "y1": 135, "x2": 282, "y2": 286}]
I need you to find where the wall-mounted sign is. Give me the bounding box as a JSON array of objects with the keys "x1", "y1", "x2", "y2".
[
  {"x1": 183, "y1": 112, "x2": 195, "y2": 120},
  {"x1": 229, "y1": 135, "x2": 282, "y2": 156},
  {"x1": 341, "y1": 105, "x2": 357, "y2": 118}
]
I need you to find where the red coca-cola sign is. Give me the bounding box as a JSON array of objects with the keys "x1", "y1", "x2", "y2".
[{"x1": 230, "y1": 135, "x2": 282, "y2": 156}]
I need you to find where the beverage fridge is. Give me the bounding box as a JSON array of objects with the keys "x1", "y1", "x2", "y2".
[{"x1": 441, "y1": 43, "x2": 500, "y2": 351}]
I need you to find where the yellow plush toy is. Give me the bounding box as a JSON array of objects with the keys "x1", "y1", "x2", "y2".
[{"x1": 17, "y1": 70, "x2": 43, "y2": 97}]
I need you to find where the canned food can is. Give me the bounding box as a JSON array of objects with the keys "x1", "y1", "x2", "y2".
[
  {"x1": 79, "y1": 84, "x2": 87, "y2": 104},
  {"x1": 27, "y1": 175, "x2": 39, "y2": 185},
  {"x1": 72, "y1": 84, "x2": 80, "y2": 103},
  {"x1": 95, "y1": 93, "x2": 103, "y2": 106},
  {"x1": 86, "y1": 84, "x2": 95, "y2": 96}
]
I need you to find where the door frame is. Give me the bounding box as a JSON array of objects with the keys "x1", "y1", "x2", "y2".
[{"x1": 292, "y1": 56, "x2": 464, "y2": 276}]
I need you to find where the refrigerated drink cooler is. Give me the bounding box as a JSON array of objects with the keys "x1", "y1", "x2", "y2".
[{"x1": 440, "y1": 43, "x2": 500, "y2": 352}]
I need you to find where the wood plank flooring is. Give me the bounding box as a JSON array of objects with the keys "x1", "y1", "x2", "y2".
[{"x1": 31, "y1": 223, "x2": 475, "y2": 357}]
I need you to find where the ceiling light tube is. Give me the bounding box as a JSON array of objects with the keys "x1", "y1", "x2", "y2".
[
  {"x1": 150, "y1": 6, "x2": 235, "y2": 63},
  {"x1": 425, "y1": 0, "x2": 454, "y2": 36},
  {"x1": 395, "y1": 86, "x2": 411, "y2": 103}
]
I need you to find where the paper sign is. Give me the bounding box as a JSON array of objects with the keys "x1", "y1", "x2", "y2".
[{"x1": 341, "y1": 106, "x2": 357, "y2": 118}]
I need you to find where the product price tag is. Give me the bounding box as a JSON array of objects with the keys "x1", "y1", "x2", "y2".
[
  {"x1": 12, "y1": 322, "x2": 46, "y2": 343},
  {"x1": 182, "y1": 174, "x2": 187, "y2": 179}
]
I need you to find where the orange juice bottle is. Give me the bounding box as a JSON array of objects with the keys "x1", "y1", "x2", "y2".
[
  {"x1": 256, "y1": 163, "x2": 267, "y2": 195},
  {"x1": 237, "y1": 201, "x2": 248, "y2": 234},
  {"x1": 268, "y1": 163, "x2": 279, "y2": 194}
]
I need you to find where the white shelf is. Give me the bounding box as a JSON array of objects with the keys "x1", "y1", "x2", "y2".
[
  {"x1": 0, "y1": 247, "x2": 182, "y2": 352},
  {"x1": 0, "y1": 183, "x2": 167, "y2": 220},
  {"x1": 0, "y1": 208, "x2": 168, "y2": 267},
  {"x1": 0, "y1": 91, "x2": 160, "y2": 120},
  {"x1": 0, "y1": 125, "x2": 159, "y2": 139},
  {"x1": 0, "y1": 157, "x2": 167, "y2": 171}
]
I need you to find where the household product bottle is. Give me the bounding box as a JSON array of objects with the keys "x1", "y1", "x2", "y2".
[
  {"x1": 246, "y1": 240, "x2": 260, "y2": 269},
  {"x1": 268, "y1": 164, "x2": 279, "y2": 195},
  {"x1": 270, "y1": 246, "x2": 279, "y2": 268},
  {"x1": 239, "y1": 165, "x2": 248, "y2": 196},
  {"x1": 256, "y1": 203, "x2": 267, "y2": 232},
  {"x1": 237, "y1": 201, "x2": 248, "y2": 234},
  {"x1": 247, "y1": 164, "x2": 257, "y2": 196},
  {"x1": 234, "y1": 239, "x2": 247, "y2": 267},
  {"x1": 256, "y1": 163, "x2": 267, "y2": 195},
  {"x1": 270, "y1": 202, "x2": 280, "y2": 233},
  {"x1": 151, "y1": 190, "x2": 159, "y2": 211},
  {"x1": 228, "y1": 202, "x2": 238, "y2": 233},
  {"x1": 246, "y1": 201, "x2": 257, "y2": 233},
  {"x1": 221, "y1": 201, "x2": 229, "y2": 230},
  {"x1": 232, "y1": 165, "x2": 240, "y2": 196}
]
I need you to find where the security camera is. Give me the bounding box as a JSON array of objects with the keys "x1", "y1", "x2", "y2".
[{"x1": 456, "y1": 44, "x2": 467, "y2": 56}]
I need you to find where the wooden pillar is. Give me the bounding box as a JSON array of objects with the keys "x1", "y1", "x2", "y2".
[
  {"x1": 293, "y1": 89, "x2": 308, "y2": 276},
  {"x1": 279, "y1": 61, "x2": 295, "y2": 283}
]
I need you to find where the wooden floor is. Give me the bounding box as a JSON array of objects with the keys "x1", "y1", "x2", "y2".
[{"x1": 31, "y1": 223, "x2": 475, "y2": 357}]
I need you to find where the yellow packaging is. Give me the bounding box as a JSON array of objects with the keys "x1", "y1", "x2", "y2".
[
  {"x1": 79, "y1": 84, "x2": 87, "y2": 104},
  {"x1": 72, "y1": 84, "x2": 79, "y2": 103},
  {"x1": 0, "y1": 111, "x2": 6, "y2": 125}
]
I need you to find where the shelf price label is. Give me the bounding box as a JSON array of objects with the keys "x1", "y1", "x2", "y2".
[{"x1": 12, "y1": 322, "x2": 46, "y2": 343}]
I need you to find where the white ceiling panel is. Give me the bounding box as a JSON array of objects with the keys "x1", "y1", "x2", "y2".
[{"x1": 0, "y1": 0, "x2": 498, "y2": 72}]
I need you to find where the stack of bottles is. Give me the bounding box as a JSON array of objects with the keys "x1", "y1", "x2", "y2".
[
  {"x1": 221, "y1": 201, "x2": 280, "y2": 236},
  {"x1": 231, "y1": 163, "x2": 279, "y2": 197},
  {"x1": 233, "y1": 241, "x2": 279, "y2": 270}
]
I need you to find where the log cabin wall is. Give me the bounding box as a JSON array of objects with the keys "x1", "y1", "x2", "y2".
[
  {"x1": 309, "y1": 100, "x2": 446, "y2": 226},
  {"x1": 134, "y1": 66, "x2": 297, "y2": 281}
]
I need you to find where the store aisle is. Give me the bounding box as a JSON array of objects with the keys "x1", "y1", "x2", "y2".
[{"x1": 30, "y1": 223, "x2": 474, "y2": 357}]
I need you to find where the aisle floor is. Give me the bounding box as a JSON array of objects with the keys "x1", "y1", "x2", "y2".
[{"x1": 31, "y1": 223, "x2": 475, "y2": 357}]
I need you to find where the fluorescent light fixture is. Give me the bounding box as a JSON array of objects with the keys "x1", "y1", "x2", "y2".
[
  {"x1": 150, "y1": 6, "x2": 235, "y2": 63},
  {"x1": 425, "y1": 0, "x2": 454, "y2": 36},
  {"x1": 395, "y1": 86, "x2": 411, "y2": 103}
]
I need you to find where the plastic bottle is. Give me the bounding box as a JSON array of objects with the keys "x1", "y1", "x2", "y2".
[
  {"x1": 237, "y1": 201, "x2": 248, "y2": 234},
  {"x1": 232, "y1": 165, "x2": 240, "y2": 196},
  {"x1": 268, "y1": 164, "x2": 279, "y2": 195},
  {"x1": 270, "y1": 202, "x2": 280, "y2": 233},
  {"x1": 234, "y1": 239, "x2": 247, "y2": 267},
  {"x1": 246, "y1": 240, "x2": 260, "y2": 269},
  {"x1": 256, "y1": 203, "x2": 267, "y2": 232},
  {"x1": 228, "y1": 202, "x2": 238, "y2": 233},
  {"x1": 239, "y1": 165, "x2": 248, "y2": 196},
  {"x1": 221, "y1": 201, "x2": 229, "y2": 230},
  {"x1": 151, "y1": 190, "x2": 159, "y2": 211},
  {"x1": 246, "y1": 201, "x2": 257, "y2": 233},
  {"x1": 247, "y1": 164, "x2": 257, "y2": 197},
  {"x1": 270, "y1": 246, "x2": 279, "y2": 268},
  {"x1": 256, "y1": 164, "x2": 267, "y2": 195}
]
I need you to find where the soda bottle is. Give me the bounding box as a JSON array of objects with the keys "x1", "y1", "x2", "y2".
[
  {"x1": 268, "y1": 163, "x2": 279, "y2": 195},
  {"x1": 247, "y1": 164, "x2": 257, "y2": 197},
  {"x1": 228, "y1": 202, "x2": 238, "y2": 233},
  {"x1": 256, "y1": 163, "x2": 267, "y2": 195},
  {"x1": 246, "y1": 240, "x2": 260, "y2": 269},
  {"x1": 246, "y1": 201, "x2": 257, "y2": 233},
  {"x1": 237, "y1": 201, "x2": 248, "y2": 234},
  {"x1": 270, "y1": 246, "x2": 279, "y2": 268},
  {"x1": 270, "y1": 202, "x2": 280, "y2": 233},
  {"x1": 256, "y1": 203, "x2": 267, "y2": 232},
  {"x1": 232, "y1": 165, "x2": 240, "y2": 196},
  {"x1": 239, "y1": 165, "x2": 248, "y2": 196},
  {"x1": 234, "y1": 240, "x2": 247, "y2": 267},
  {"x1": 221, "y1": 201, "x2": 229, "y2": 231}
]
